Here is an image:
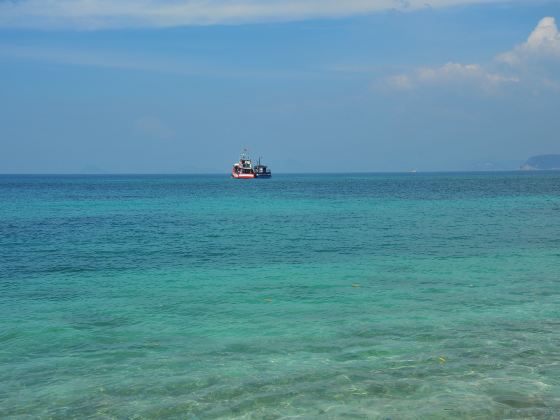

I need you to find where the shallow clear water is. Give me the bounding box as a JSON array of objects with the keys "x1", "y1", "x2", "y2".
[{"x1": 1, "y1": 172, "x2": 560, "y2": 418}]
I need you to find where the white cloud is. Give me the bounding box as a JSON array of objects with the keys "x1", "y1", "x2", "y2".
[
  {"x1": 386, "y1": 62, "x2": 519, "y2": 90},
  {"x1": 0, "y1": 0, "x2": 514, "y2": 30},
  {"x1": 497, "y1": 17, "x2": 560, "y2": 65},
  {"x1": 384, "y1": 16, "x2": 560, "y2": 92},
  {"x1": 388, "y1": 74, "x2": 413, "y2": 89}
]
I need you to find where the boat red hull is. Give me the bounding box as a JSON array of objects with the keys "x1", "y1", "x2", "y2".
[{"x1": 231, "y1": 172, "x2": 256, "y2": 179}]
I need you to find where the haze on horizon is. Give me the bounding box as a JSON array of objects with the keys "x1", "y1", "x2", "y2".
[{"x1": 1, "y1": 0, "x2": 560, "y2": 174}]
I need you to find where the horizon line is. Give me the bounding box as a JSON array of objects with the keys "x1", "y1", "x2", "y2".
[{"x1": 0, "y1": 169, "x2": 548, "y2": 176}]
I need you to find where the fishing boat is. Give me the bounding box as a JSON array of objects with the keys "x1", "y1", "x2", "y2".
[
  {"x1": 231, "y1": 150, "x2": 256, "y2": 179},
  {"x1": 254, "y1": 158, "x2": 272, "y2": 178}
]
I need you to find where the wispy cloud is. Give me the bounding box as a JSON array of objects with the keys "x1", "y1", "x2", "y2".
[
  {"x1": 386, "y1": 62, "x2": 519, "y2": 91},
  {"x1": 0, "y1": 43, "x2": 327, "y2": 79},
  {"x1": 134, "y1": 117, "x2": 176, "y2": 140},
  {"x1": 0, "y1": 0, "x2": 515, "y2": 30},
  {"x1": 0, "y1": 44, "x2": 185, "y2": 73}
]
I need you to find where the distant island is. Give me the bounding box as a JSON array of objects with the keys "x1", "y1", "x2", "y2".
[{"x1": 520, "y1": 154, "x2": 560, "y2": 171}]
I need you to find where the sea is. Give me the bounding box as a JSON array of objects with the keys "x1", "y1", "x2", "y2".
[{"x1": 1, "y1": 172, "x2": 559, "y2": 418}]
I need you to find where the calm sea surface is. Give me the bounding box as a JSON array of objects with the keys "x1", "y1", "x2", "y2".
[{"x1": 1, "y1": 173, "x2": 560, "y2": 418}]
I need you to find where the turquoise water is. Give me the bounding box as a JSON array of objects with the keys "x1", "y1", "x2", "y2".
[{"x1": 1, "y1": 173, "x2": 560, "y2": 418}]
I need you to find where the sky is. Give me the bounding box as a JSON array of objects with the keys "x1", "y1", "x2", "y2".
[{"x1": 1, "y1": 0, "x2": 560, "y2": 173}]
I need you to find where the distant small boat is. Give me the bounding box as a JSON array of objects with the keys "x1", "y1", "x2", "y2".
[
  {"x1": 232, "y1": 150, "x2": 256, "y2": 179},
  {"x1": 408, "y1": 169, "x2": 417, "y2": 173},
  {"x1": 254, "y1": 157, "x2": 271, "y2": 178}
]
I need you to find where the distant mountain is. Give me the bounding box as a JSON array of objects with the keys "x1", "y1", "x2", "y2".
[{"x1": 520, "y1": 155, "x2": 560, "y2": 171}]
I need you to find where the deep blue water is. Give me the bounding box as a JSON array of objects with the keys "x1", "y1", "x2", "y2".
[{"x1": 1, "y1": 172, "x2": 560, "y2": 418}]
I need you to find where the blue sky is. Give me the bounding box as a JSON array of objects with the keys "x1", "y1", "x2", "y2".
[{"x1": 1, "y1": 0, "x2": 560, "y2": 173}]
